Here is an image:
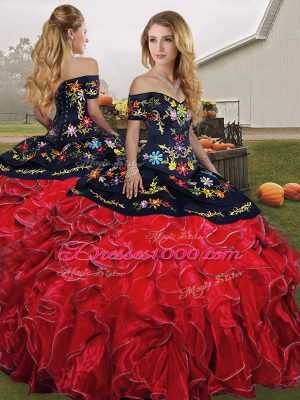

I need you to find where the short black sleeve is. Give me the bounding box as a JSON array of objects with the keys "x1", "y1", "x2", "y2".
[
  {"x1": 84, "y1": 75, "x2": 100, "y2": 99},
  {"x1": 127, "y1": 93, "x2": 149, "y2": 122}
]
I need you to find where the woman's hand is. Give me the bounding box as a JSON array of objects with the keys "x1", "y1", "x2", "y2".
[{"x1": 122, "y1": 172, "x2": 144, "y2": 199}]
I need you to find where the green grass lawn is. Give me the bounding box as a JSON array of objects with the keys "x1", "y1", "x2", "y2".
[
  {"x1": 0, "y1": 143, "x2": 17, "y2": 152},
  {"x1": 244, "y1": 140, "x2": 300, "y2": 252},
  {"x1": 0, "y1": 139, "x2": 299, "y2": 399},
  {"x1": 0, "y1": 123, "x2": 46, "y2": 137}
]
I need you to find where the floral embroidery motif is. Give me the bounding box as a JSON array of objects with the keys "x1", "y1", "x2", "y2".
[
  {"x1": 200, "y1": 177, "x2": 214, "y2": 186},
  {"x1": 184, "y1": 200, "x2": 254, "y2": 218},
  {"x1": 139, "y1": 176, "x2": 176, "y2": 199},
  {"x1": 66, "y1": 80, "x2": 84, "y2": 107},
  {"x1": 168, "y1": 173, "x2": 234, "y2": 199},
  {"x1": 229, "y1": 201, "x2": 253, "y2": 215},
  {"x1": 86, "y1": 164, "x2": 127, "y2": 187},
  {"x1": 69, "y1": 82, "x2": 80, "y2": 92},
  {"x1": 52, "y1": 165, "x2": 90, "y2": 176},
  {"x1": 0, "y1": 162, "x2": 93, "y2": 177},
  {"x1": 10, "y1": 140, "x2": 37, "y2": 161},
  {"x1": 47, "y1": 127, "x2": 57, "y2": 138},
  {"x1": 15, "y1": 168, "x2": 47, "y2": 175},
  {"x1": 63, "y1": 77, "x2": 100, "y2": 137},
  {"x1": 0, "y1": 163, "x2": 12, "y2": 172},
  {"x1": 69, "y1": 186, "x2": 125, "y2": 209},
  {"x1": 85, "y1": 79, "x2": 100, "y2": 97},
  {"x1": 6, "y1": 135, "x2": 124, "y2": 168},
  {"x1": 81, "y1": 116, "x2": 93, "y2": 128},
  {"x1": 177, "y1": 162, "x2": 189, "y2": 176},
  {"x1": 89, "y1": 189, "x2": 125, "y2": 208},
  {"x1": 132, "y1": 176, "x2": 177, "y2": 212},
  {"x1": 149, "y1": 127, "x2": 198, "y2": 176},
  {"x1": 127, "y1": 94, "x2": 191, "y2": 133},
  {"x1": 149, "y1": 151, "x2": 163, "y2": 165},
  {"x1": 185, "y1": 209, "x2": 225, "y2": 218},
  {"x1": 89, "y1": 139, "x2": 101, "y2": 149},
  {"x1": 133, "y1": 197, "x2": 176, "y2": 212},
  {"x1": 127, "y1": 99, "x2": 150, "y2": 122}
]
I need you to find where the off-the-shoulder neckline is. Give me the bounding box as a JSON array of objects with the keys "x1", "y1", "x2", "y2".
[
  {"x1": 128, "y1": 91, "x2": 186, "y2": 104},
  {"x1": 60, "y1": 74, "x2": 99, "y2": 85}
]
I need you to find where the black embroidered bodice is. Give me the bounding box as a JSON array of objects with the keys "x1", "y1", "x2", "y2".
[
  {"x1": 128, "y1": 92, "x2": 198, "y2": 179},
  {"x1": 0, "y1": 75, "x2": 125, "y2": 179},
  {"x1": 66, "y1": 91, "x2": 262, "y2": 224},
  {"x1": 46, "y1": 75, "x2": 102, "y2": 143}
]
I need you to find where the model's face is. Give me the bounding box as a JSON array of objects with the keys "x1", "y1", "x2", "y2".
[
  {"x1": 148, "y1": 23, "x2": 178, "y2": 65},
  {"x1": 69, "y1": 21, "x2": 88, "y2": 54}
]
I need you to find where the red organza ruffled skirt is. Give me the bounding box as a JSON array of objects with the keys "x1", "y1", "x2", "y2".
[{"x1": 0, "y1": 175, "x2": 299, "y2": 400}]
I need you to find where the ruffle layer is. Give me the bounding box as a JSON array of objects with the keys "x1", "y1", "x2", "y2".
[
  {"x1": 0, "y1": 180, "x2": 300, "y2": 400},
  {"x1": 0, "y1": 175, "x2": 79, "y2": 248}
]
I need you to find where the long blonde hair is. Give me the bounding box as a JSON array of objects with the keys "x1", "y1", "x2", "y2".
[
  {"x1": 141, "y1": 11, "x2": 203, "y2": 126},
  {"x1": 24, "y1": 4, "x2": 84, "y2": 116}
]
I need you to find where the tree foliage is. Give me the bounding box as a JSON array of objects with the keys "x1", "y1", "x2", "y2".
[{"x1": 0, "y1": 37, "x2": 33, "y2": 114}]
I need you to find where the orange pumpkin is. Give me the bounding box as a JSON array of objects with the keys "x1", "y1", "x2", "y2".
[
  {"x1": 98, "y1": 95, "x2": 113, "y2": 106},
  {"x1": 204, "y1": 148, "x2": 215, "y2": 153},
  {"x1": 212, "y1": 142, "x2": 227, "y2": 151},
  {"x1": 207, "y1": 111, "x2": 216, "y2": 118},
  {"x1": 283, "y1": 183, "x2": 300, "y2": 201},
  {"x1": 223, "y1": 143, "x2": 235, "y2": 149},
  {"x1": 199, "y1": 138, "x2": 213, "y2": 149},
  {"x1": 257, "y1": 182, "x2": 284, "y2": 207}
]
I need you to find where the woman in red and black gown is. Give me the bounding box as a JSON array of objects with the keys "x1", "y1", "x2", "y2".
[
  {"x1": 0, "y1": 4, "x2": 123, "y2": 252},
  {"x1": 0, "y1": 9, "x2": 299, "y2": 400}
]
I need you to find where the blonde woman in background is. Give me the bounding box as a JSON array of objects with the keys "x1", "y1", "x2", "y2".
[
  {"x1": 0, "y1": 4, "x2": 124, "y2": 247},
  {"x1": 0, "y1": 9, "x2": 299, "y2": 400}
]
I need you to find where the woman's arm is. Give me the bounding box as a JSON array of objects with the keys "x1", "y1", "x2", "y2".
[
  {"x1": 189, "y1": 125, "x2": 219, "y2": 174},
  {"x1": 34, "y1": 107, "x2": 52, "y2": 129},
  {"x1": 122, "y1": 119, "x2": 144, "y2": 198},
  {"x1": 122, "y1": 76, "x2": 150, "y2": 198},
  {"x1": 87, "y1": 99, "x2": 116, "y2": 134},
  {"x1": 83, "y1": 59, "x2": 115, "y2": 134},
  {"x1": 125, "y1": 120, "x2": 140, "y2": 168}
]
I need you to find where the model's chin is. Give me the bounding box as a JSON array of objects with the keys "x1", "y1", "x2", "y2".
[{"x1": 154, "y1": 58, "x2": 168, "y2": 65}]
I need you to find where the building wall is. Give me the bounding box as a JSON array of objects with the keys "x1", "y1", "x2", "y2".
[{"x1": 197, "y1": 0, "x2": 300, "y2": 127}]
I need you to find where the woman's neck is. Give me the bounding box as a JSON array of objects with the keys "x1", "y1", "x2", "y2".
[{"x1": 152, "y1": 63, "x2": 176, "y2": 83}]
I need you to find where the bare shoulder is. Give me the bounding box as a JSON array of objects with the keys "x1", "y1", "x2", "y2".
[
  {"x1": 62, "y1": 57, "x2": 99, "y2": 80},
  {"x1": 74, "y1": 57, "x2": 99, "y2": 74},
  {"x1": 129, "y1": 72, "x2": 154, "y2": 95}
]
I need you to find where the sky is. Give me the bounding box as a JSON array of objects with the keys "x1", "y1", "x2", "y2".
[{"x1": 0, "y1": 0, "x2": 270, "y2": 98}]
